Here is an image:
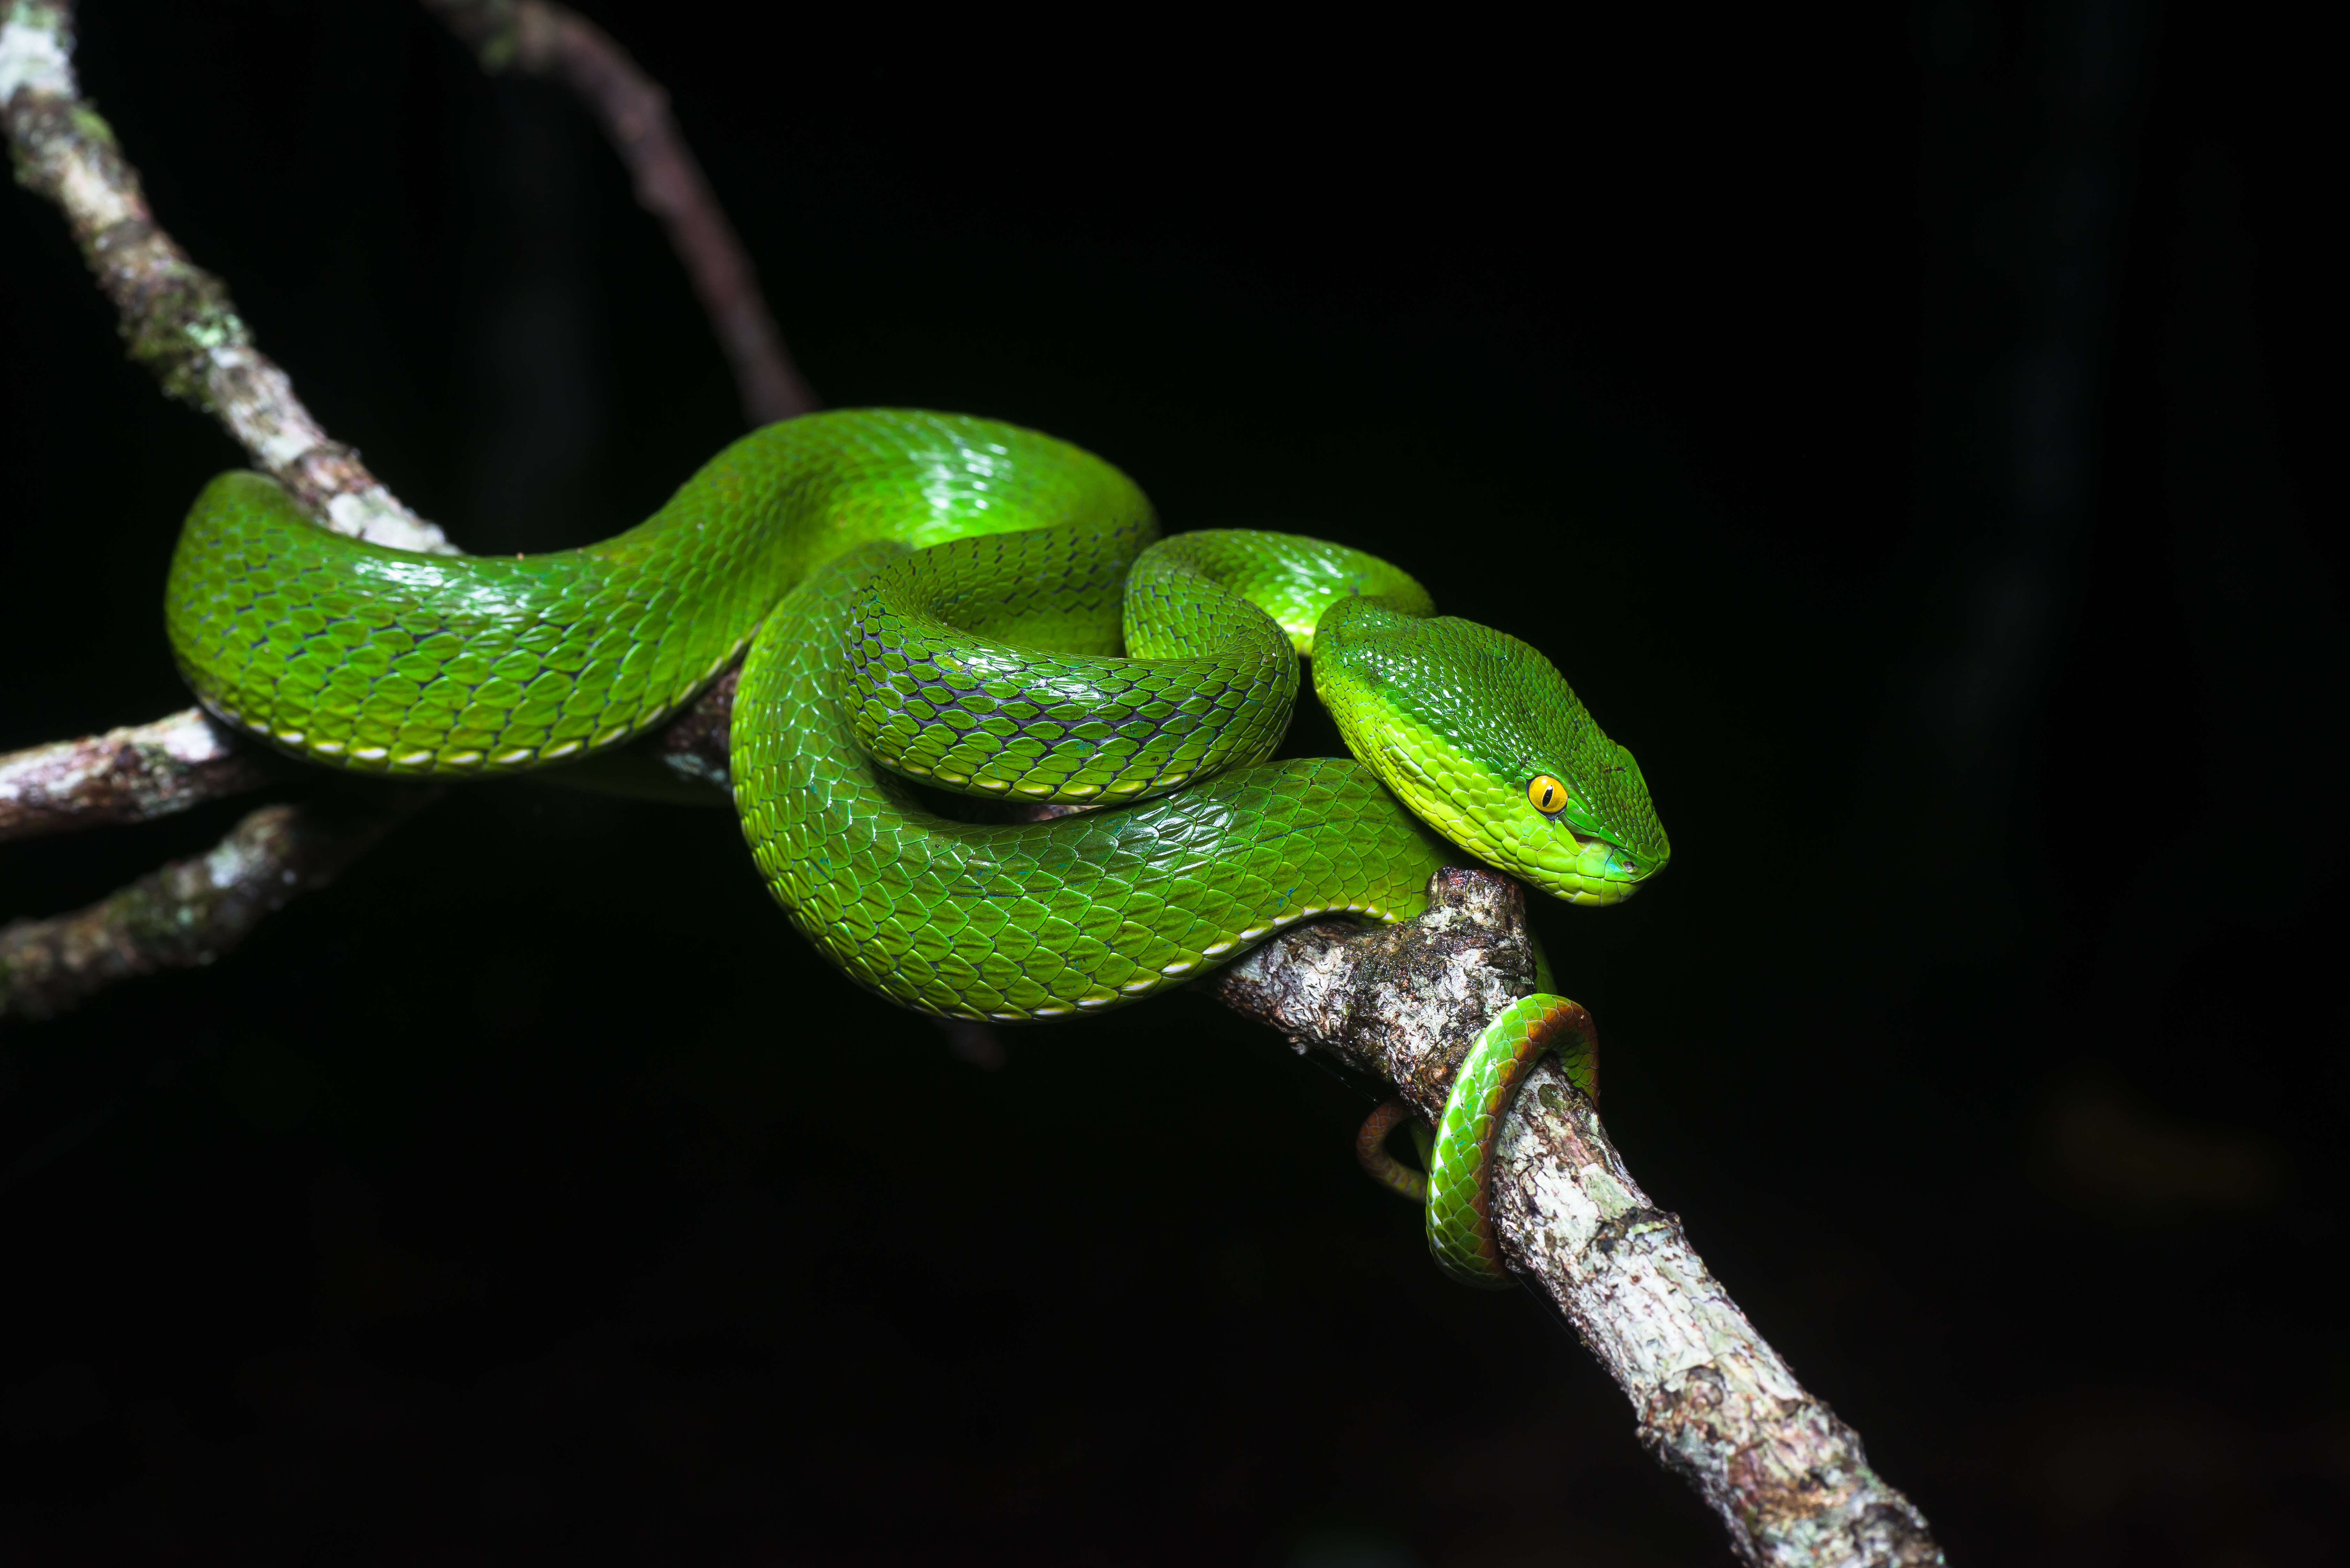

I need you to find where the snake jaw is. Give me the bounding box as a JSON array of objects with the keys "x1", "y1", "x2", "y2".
[{"x1": 1497, "y1": 790, "x2": 1656, "y2": 907}]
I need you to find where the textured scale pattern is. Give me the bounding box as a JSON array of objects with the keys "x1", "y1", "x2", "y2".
[
  {"x1": 1124, "y1": 530, "x2": 1435, "y2": 655},
  {"x1": 737, "y1": 544, "x2": 1458, "y2": 1021},
  {"x1": 167, "y1": 412, "x2": 1134, "y2": 774},
  {"x1": 844, "y1": 522, "x2": 1292, "y2": 803},
  {"x1": 163, "y1": 405, "x2": 1670, "y2": 1288}
]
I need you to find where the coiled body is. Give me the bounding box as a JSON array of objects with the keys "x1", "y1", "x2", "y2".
[{"x1": 166, "y1": 409, "x2": 1670, "y2": 1282}]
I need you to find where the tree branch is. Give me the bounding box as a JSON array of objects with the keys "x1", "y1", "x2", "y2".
[
  {"x1": 422, "y1": 0, "x2": 817, "y2": 426},
  {"x1": 645, "y1": 663, "x2": 737, "y2": 789},
  {"x1": 1, "y1": 0, "x2": 451, "y2": 552},
  {"x1": 0, "y1": 0, "x2": 805, "y2": 845},
  {"x1": 0, "y1": 794, "x2": 427, "y2": 1021},
  {"x1": 1206, "y1": 870, "x2": 1947, "y2": 1568},
  {"x1": 1, "y1": 0, "x2": 451, "y2": 1010},
  {"x1": 0, "y1": 708, "x2": 278, "y2": 841},
  {"x1": 606, "y1": 671, "x2": 1960, "y2": 1564}
]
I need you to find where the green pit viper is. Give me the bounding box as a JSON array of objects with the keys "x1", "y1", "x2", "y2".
[{"x1": 163, "y1": 409, "x2": 1669, "y2": 1286}]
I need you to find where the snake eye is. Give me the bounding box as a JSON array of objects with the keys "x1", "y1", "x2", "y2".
[{"x1": 1527, "y1": 775, "x2": 1568, "y2": 815}]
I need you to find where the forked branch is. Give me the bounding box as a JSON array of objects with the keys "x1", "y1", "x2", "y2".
[
  {"x1": 0, "y1": 0, "x2": 793, "y2": 995},
  {"x1": 2, "y1": 0, "x2": 449, "y2": 1008},
  {"x1": 0, "y1": 9, "x2": 1946, "y2": 1561}
]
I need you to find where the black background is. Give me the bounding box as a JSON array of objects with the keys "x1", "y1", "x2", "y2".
[{"x1": 2, "y1": 2, "x2": 2342, "y2": 1563}]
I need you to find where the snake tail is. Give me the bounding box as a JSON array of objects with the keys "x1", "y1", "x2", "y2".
[
  {"x1": 1356, "y1": 1099, "x2": 1430, "y2": 1203},
  {"x1": 1421, "y1": 993, "x2": 1600, "y2": 1288}
]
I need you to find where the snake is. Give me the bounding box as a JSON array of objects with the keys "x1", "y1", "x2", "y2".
[{"x1": 163, "y1": 409, "x2": 1671, "y2": 1286}]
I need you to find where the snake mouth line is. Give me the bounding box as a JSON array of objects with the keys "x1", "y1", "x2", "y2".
[
  {"x1": 1372, "y1": 740, "x2": 1647, "y2": 885},
  {"x1": 1554, "y1": 818, "x2": 1647, "y2": 874}
]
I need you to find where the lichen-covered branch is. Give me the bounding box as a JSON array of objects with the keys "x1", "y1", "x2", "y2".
[
  {"x1": 1207, "y1": 870, "x2": 1947, "y2": 1568},
  {"x1": 0, "y1": 1, "x2": 453, "y2": 1008},
  {"x1": 0, "y1": 795, "x2": 426, "y2": 1021},
  {"x1": 0, "y1": 708, "x2": 280, "y2": 841},
  {"x1": 422, "y1": 0, "x2": 816, "y2": 426},
  {"x1": 0, "y1": 0, "x2": 450, "y2": 551},
  {"x1": 0, "y1": 0, "x2": 802, "y2": 847}
]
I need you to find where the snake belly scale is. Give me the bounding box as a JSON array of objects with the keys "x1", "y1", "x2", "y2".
[{"x1": 164, "y1": 408, "x2": 1671, "y2": 1284}]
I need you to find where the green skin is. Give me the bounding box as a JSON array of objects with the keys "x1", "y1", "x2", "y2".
[{"x1": 165, "y1": 409, "x2": 1670, "y2": 1285}]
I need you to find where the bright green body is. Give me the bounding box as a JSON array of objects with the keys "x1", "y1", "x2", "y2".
[{"x1": 165, "y1": 409, "x2": 1669, "y2": 1284}]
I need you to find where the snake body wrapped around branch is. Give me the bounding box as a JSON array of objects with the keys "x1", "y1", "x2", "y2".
[{"x1": 163, "y1": 409, "x2": 1670, "y2": 1284}]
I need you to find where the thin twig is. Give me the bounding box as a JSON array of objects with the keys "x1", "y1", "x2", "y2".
[
  {"x1": 0, "y1": 708, "x2": 278, "y2": 841},
  {"x1": 1, "y1": 0, "x2": 450, "y2": 551},
  {"x1": 0, "y1": 794, "x2": 428, "y2": 1021},
  {"x1": 422, "y1": 0, "x2": 817, "y2": 426},
  {"x1": 1205, "y1": 869, "x2": 1947, "y2": 1567}
]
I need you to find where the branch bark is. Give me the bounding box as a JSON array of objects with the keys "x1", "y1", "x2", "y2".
[
  {"x1": 1, "y1": 0, "x2": 451, "y2": 552},
  {"x1": 0, "y1": 0, "x2": 807, "y2": 845},
  {"x1": 1206, "y1": 870, "x2": 1948, "y2": 1568},
  {"x1": 1, "y1": 0, "x2": 450, "y2": 1006},
  {"x1": 0, "y1": 709, "x2": 277, "y2": 841},
  {"x1": 0, "y1": 794, "x2": 427, "y2": 1021},
  {"x1": 422, "y1": 0, "x2": 817, "y2": 426}
]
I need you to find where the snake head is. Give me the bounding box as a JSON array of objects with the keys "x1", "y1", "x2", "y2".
[{"x1": 1312, "y1": 598, "x2": 1670, "y2": 907}]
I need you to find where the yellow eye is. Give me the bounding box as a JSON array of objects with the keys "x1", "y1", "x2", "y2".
[{"x1": 1528, "y1": 775, "x2": 1568, "y2": 814}]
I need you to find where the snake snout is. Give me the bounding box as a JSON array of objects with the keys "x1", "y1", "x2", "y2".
[{"x1": 1538, "y1": 820, "x2": 1666, "y2": 906}]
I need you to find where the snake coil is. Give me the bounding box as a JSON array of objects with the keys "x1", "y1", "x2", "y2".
[{"x1": 165, "y1": 409, "x2": 1668, "y2": 1285}]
